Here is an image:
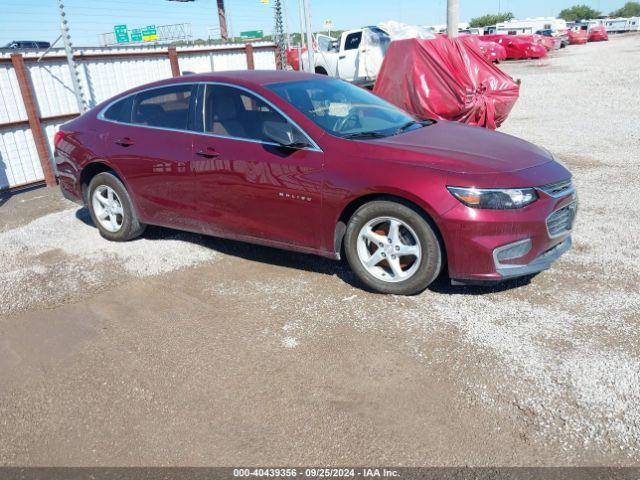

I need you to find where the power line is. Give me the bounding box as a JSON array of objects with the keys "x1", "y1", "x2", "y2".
[{"x1": 1, "y1": 0, "x2": 279, "y2": 45}]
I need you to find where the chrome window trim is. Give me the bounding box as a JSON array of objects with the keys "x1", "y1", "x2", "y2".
[
  {"x1": 97, "y1": 82, "x2": 198, "y2": 125},
  {"x1": 96, "y1": 81, "x2": 323, "y2": 153}
]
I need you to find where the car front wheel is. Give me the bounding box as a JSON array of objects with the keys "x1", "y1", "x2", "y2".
[
  {"x1": 344, "y1": 201, "x2": 442, "y2": 295},
  {"x1": 87, "y1": 172, "x2": 145, "y2": 241}
]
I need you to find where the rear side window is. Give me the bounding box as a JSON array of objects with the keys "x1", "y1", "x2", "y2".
[
  {"x1": 103, "y1": 96, "x2": 133, "y2": 123},
  {"x1": 344, "y1": 32, "x2": 362, "y2": 50},
  {"x1": 132, "y1": 85, "x2": 194, "y2": 130}
]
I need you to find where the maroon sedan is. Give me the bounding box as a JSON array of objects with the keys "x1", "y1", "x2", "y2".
[{"x1": 55, "y1": 71, "x2": 576, "y2": 295}]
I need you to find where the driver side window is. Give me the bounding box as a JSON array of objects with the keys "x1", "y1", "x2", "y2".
[{"x1": 203, "y1": 84, "x2": 302, "y2": 143}]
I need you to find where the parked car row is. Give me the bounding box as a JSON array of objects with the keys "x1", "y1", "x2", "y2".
[
  {"x1": 286, "y1": 16, "x2": 612, "y2": 86},
  {"x1": 282, "y1": 16, "x2": 616, "y2": 139}
]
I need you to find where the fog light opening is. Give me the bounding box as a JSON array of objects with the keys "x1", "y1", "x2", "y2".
[{"x1": 494, "y1": 239, "x2": 532, "y2": 265}]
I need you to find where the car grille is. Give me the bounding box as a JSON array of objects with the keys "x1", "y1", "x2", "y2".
[
  {"x1": 547, "y1": 202, "x2": 577, "y2": 237},
  {"x1": 539, "y1": 179, "x2": 574, "y2": 197}
]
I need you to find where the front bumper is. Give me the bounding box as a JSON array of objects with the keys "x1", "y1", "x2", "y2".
[
  {"x1": 441, "y1": 185, "x2": 576, "y2": 284},
  {"x1": 495, "y1": 235, "x2": 571, "y2": 279}
]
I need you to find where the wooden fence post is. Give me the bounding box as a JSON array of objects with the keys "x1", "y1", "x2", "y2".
[
  {"x1": 245, "y1": 44, "x2": 255, "y2": 70},
  {"x1": 10, "y1": 53, "x2": 57, "y2": 188},
  {"x1": 168, "y1": 47, "x2": 181, "y2": 77}
]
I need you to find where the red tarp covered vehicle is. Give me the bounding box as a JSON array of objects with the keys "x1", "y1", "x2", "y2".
[
  {"x1": 568, "y1": 29, "x2": 589, "y2": 44},
  {"x1": 527, "y1": 34, "x2": 561, "y2": 51},
  {"x1": 458, "y1": 35, "x2": 507, "y2": 63},
  {"x1": 373, "y1": 37, "x2": 520, "y2": 129},
  {"x1": 480, "y1": 34, "x2": 548, "y2": 59},
  {"x1": 286, "y1": 47, "x2": 307, "y2": 71},
  {"x1": 588, "y1": 26, "x2": 609, "y2": 41}
]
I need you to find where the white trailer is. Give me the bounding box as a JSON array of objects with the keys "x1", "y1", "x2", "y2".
[
  {"x1": 496, "y1": 24, "x2": 533, "y2": 35},
  {"x1": 604, "y1": 17, "x2": 631, "y2": 33},
  {"x1": 427, "y1": 22, "x2": 469, "y2": 33},
  {"x1": 570, "y1": 19, "x2": 603, "y2": 31},
  {"x1": 495, "y1": 17, "x2": 567, "y2": 35}
]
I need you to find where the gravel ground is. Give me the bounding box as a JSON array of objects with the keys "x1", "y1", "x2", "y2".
[{"x1": 0, "y1": 34, "x2": 639, "y2": 466}]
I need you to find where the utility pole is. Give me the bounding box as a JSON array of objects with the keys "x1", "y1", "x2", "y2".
[
  {"x1": 302, "y1": 0, "x2": 314, "y2": 72},
  {"x1": 446, "y1": 0, "x2": 459, "y2": 38},
  {"x1": 57, "y1": 0, "x2": 86, "y2": 113},
  {"x1": 282, "y1": 0, "x2": 291, "y2": 49},
  {"x1": 273, "y1": 0, "x2": 286, "y2": 68},
  {"x1": 297, "y1": 0, "x2": 306, "y2": 48},
  {"x1": 217, "y1": 0, "x2": 228, "y2": 41}
]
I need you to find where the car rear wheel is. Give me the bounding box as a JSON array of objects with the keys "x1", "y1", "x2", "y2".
[
  {"x1": 344, "y1": 201, "x2": 442, "y2": 295},
  {"x1": 87, "y1": 172, "x2": 145, "y2": 241}
]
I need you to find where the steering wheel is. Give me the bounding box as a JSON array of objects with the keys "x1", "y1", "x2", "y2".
[{"x1": 335, "y1": 110, "x2": 362, "y2": 133}]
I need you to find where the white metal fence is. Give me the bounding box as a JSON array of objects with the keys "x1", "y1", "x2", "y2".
[{"x1": 0, "y1": 42, "x2": 277, "y2": 192}]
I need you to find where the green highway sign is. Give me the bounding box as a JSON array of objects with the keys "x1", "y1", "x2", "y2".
[
  {"x1": 114, "y1": 24, "x2": 129, "y2": 43},
  {"x1": 240, "y1": 30, "x2": 263, "y2": 39},
  {"x1": 130, "y1": 28, "x2": 143, "y2": 42},
  {"x1": 142, "y1": 25, "x2": 158, "y2": 42}
]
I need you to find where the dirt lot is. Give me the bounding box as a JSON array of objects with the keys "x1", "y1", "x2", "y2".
[{"x1": 1, "y1": 34, "x2": 639, "y2": 466}]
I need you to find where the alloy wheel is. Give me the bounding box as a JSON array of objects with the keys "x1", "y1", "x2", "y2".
[
  {"x1": 92, "y1": 185, "x2": 124, "y2": 233},
  {"x1": 356, "y1": 216, "x2": 422, "y2": 283}
]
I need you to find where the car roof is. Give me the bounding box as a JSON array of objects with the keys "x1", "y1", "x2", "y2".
[
  {"x1": 169, "y1": 70, "x2": 322, "y2": 87},
  {"x1": 95, "y1": 70, "x2": 329, "y2": 111}
]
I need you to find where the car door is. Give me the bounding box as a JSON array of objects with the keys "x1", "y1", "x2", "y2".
[
  {"x1": 337, "y1": 30, "x2": 362, "y2": 82},
  {"x1": 190, "y1": 83, "x2": 324, "y2": 250},
  {"x1": 100, "y1": 83, "x2": 199, "y2": 229}
]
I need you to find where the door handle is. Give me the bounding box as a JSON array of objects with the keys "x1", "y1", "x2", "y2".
[
  {"x1": 195, "y1": 148, "x2": 220, "y2": 158},
  {"x1": 338, "y1": 55, "x2": 346, "y2": 59},
  {"x1": 114, "y1": 137, "x2": 134, "y2": 147}
]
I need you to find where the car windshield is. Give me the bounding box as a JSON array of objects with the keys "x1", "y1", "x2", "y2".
[{"x1": 266, "y1": 78, "x2": 424, "y2": 139}]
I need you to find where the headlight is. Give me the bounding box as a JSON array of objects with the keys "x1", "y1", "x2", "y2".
[{"x1": 447, "y1": 186, "x2": 537, "y2": 209}]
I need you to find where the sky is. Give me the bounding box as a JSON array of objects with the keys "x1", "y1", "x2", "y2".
[{"x1": 0, "y1": 0, "x2": 627, "y2": 47}]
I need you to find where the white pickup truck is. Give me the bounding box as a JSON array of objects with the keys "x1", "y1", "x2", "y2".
[{"x1": 300, "y1": 26, "x2": 390, "y2": 87}]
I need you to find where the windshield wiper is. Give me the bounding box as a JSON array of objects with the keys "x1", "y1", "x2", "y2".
[
  {"x1": 342, "y1": 131, "x2": 387, "y2": 140},
  {"x1": 394, "y1": 119, "x2": 436, "y2": 135}
]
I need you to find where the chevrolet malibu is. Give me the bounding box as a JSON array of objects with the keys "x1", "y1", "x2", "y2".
[{"x1": 55, "y1": 71, "x2": 577, "y2": 295}]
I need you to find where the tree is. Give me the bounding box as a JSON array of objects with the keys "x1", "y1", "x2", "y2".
[
  {"x1": 610, "y1": 1, "x2": 640, "y2": 17},
  {"x1": 558, "y1": 5, "x2": 601, "y2": 21},
  {"x1": 469, "y1": 12, "x2": 515, "y2": 28}
]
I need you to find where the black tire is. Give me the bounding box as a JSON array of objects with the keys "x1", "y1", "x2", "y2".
[
  {"x1": 344, "y1": 200, "x2": 442, "y2": 295},
  {"x1": 87, "y1": 172, "x2": 145, "y2": 241}
]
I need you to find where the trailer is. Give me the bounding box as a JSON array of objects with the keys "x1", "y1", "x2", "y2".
[
  {"x1": 627, "y1": 17, "x2": 640, "y2": 31},
  {"x1": 495, "y1": 17, "x2": 567, "y2": 35},
  {"x1": 567, "y1": 20, "x2": 603, "y2": 33},
  {"x1": 604, "y1": 18, "x2": 631, "y2": 33}
]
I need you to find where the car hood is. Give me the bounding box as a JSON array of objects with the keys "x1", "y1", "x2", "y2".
[{"x1": 371, "y1": 121, "x2": 553, "y2": 174}]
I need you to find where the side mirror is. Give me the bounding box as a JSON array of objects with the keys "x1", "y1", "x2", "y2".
[{"x1": 263, "y1": 121, "x2": 309, "y2": 148}]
